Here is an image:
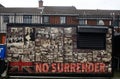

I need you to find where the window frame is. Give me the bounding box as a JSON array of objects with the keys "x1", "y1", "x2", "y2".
[
  {"x1": 43, "y1": 16, "x2": 49, "y2": 24},
  {"x1": 97, "y1": 19, "x2": 105, "y2": 25},
  {"x1": 60, "y1": 16, "x2": 66, "y2": 24},
  {"x1": 77, "y1": 26, "x2": 108, "y2": 50},
  {"x1": 77, "y1": 32, "x2": 106, "y2": 50},
  {"x1": 79, "y1": 19, "x2": 86, "y2": 25},
  {"x1": 23, "y1": 15, "x2": 32, "y2": 23},
  {"x1": 3, "y1": 15, "x2": 9, "y2": 23}
]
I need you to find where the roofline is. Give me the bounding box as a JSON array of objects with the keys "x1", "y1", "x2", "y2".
[
  {"x1": 0, "y1": 13, "x2": 78, "y2": 16},
  {"x1": 0, "y1": 13, "x2": 42, "y2": 15},
  {"x1": 77, "y1": 9, "x2": 120, "y2": 11},
  {"x1": 44, "y1": 6, "x2": 76, "y2": 8},
  {"x1": 42, "y1": 14, "x2": 79, "y2": 16}
]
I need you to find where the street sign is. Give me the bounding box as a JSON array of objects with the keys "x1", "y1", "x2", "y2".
[{"x1": 0, "y1": 45, "x2": 6, "y2": 59}]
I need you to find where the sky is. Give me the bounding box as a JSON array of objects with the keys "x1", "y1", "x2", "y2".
[{"x1": 0, "y1": 0, "x2": 120, "y2": 10}]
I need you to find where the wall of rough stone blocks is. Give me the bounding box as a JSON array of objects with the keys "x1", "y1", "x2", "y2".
[{"x1": 7, "y1": 26, "x2": 112, "y2": 72}]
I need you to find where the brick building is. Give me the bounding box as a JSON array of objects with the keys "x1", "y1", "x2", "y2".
[{"x1": 0, "y1": 0, "x2": 120, "y2": 33}]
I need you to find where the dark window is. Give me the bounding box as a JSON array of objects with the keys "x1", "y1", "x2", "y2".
[
  {"x1": 114, "y1": 20, "x2": 119, "y2": 27},
  {"x1": 77, "y1": 33, "x2": 106, "y2": 49},
  {"x1": 77, "y1": 26, "x2": 107, "y2": 50},
  {"x1": 43, "y1": 16, "x2": 49, "y2": 24},
  {"x1": 23, "y1": 15, "x2": 32, "y2": 23},
  {"x1": 3, "y1": 15, "x2": 9, "y2": 23}
]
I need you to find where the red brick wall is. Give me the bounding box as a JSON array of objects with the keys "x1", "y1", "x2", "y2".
[
  {"x1": 66, "y1": 16, "x2": 79, "y2": 24},
  {"x1": 49, "y1": 16, "x2": 110, "y2": 26},
  {"x1": 49, "y1": 16, "x2": 78, "y2": 25},
  {"x1": 87, "y1": 20, "x2": 110, "y2": 26},
  {"x1": 103, "y1": 20, "x2": 110, "y2": 26},
  {"x1": 87, "y1": 20, "x2": 97, "y2": 26},
  {"x1": 49, "y1": 16, "x2": 60, "y2": 24}
]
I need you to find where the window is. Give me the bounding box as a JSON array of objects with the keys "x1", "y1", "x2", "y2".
[
  {"x1": 109, "y1": 21, "x2": 111, "y2": 26},
  {"x1": 3, "y1": 15, "x2": 9, "y2": 23},
  {"x1": 79, "y1": 19, "x2": 86, "y2": 25},
  {"x1": 114, "y1": 20, "x2": 119, "y2": 27},
  {"x1": 43, "y1": 16, "x2": 49, "y2": 24},
  {"x1": 23, "y1": 15, "x2": 32, "y2": 23},
  {"x1": 60, "y1": 16, "x2": 66, "y2": 24},
  {"x1": 97, "y1": 20, "x2": 105, "y2": 25},
  {"x1": 77, "y1": 33, "x2": 106, "y2": 49},
  {"x1": 77, "y1": 26, "x2": 107, "y2": 50}
]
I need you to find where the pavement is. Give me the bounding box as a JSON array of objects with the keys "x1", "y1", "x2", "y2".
[{"x1": 1, "y1": 76, "x2": 119, "y2": 79}]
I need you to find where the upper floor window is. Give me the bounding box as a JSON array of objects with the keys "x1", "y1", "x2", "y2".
[
  {"x1": 114, "y1": 20, "x2": 119, "y2": 27},
  {"x1": 60, "y1": 16, "x2": 66, "y2": 24},
  {"x1": 43, "y1": 16, "x2": 49, "y2": 24},
  {"x1": 79, "y1": 19, "x2": 86, "y2": 25},
  {"x1": 3, "y1": 15, "x2": 9, "y2": 23},
  {"x1": 23, "y1": 15, "x2": 32, "y2": 23},
  {"x1": 109, "y1": 21, "x2": 111, "y2": 26},
  {"x1": 97, "y1": 20, "x2": 105, "y2": 25}
]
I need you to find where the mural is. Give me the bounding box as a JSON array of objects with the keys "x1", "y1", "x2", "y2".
[{"x1": 7, "y1": 26, "x2": 112, "y2": 75}]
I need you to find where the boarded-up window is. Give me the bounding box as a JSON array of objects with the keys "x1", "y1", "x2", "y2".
[
  {"x1": 77, "y1": 33, "x2": 106, "y2": 49},
  {"x1": 77, "y1": 26, "x2": 107, "y2": 50}
]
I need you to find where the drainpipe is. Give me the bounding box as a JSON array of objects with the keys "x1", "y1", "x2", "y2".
[{"x1": 111, "y1": 12, "x2": 115, "y2": 73}]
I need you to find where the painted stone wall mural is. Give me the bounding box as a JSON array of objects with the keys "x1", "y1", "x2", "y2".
[{"x1": 7, "y1": 25, "x2": 112, "y2": 76}]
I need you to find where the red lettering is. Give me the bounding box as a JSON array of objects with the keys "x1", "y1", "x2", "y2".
[
  {"x1": 35, "y1": 63, "x2": 49, "y2": 73},
  {"x1": 51, "y1": 63, "x2": 56, "y2": 72},
  {"x1": 42, "y1": 63, "x2": 49, "y2": 72},
  {"x1": 57, "y1": 63, "x2": 63, "y2": 72},
  {"x1": 36, "y1": 63, "x2": 106, "y2": 73},
  {"x1": 36, "y1": 63, "x2": 42, "y2": 73},
  {"x1": 64, "y1": 63, "x2": 70, "y2": 72},
  {"x1": 70, "y1": 63, "x2": 76, "y2": 72},
  {"x1": 87, "y1": 63, "x2": 94, "y2": 72},
  {"x1": 76, "y1": 63, "x2": 81, "y2": 72},
  {"x1": 95, "y1": 63, "x2": 100, "y2": 72},
  {"x1": 99, "y1": 63, "x2": 106, "y2": 72},
  {"x1": 82, "y1": 63, "x2": 87, "y2": 72}
]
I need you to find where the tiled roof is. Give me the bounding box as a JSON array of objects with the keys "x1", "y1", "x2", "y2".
[
  {"x1": 77, "y1": 9, "x2": 120, "y2": 15},
  {"x1": 0, "y1": 8, "x2": 42, "y2": 13},
  {"x1": 0, "y1": 5, "x2": 120, "y2": 16},
  {"x1": 43, "y1": 6, "x2": 77, "y2": 15},
  {"x1": 0, "y1": 4, "x2": 4, "y2": 8}
]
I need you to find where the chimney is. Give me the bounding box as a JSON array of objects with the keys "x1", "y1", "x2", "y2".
[{"x1": 39, "y1": 0, "x2": 43, "y2": 7}]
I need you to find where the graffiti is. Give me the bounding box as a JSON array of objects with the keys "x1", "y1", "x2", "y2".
[
  {"x1": 35, "y1": 63, "x2": 106, "y2": 73},
  {"x1": 9, "y1": 62, "x2": 106, "y2": 73}
]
